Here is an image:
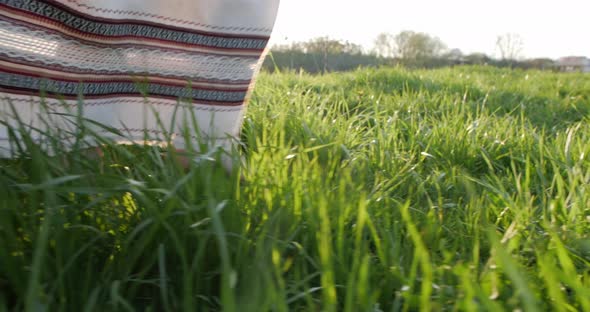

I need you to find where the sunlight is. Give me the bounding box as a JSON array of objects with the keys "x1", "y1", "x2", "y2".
[
  {"x1": 272, "y1": 0, "x2": 589, "y2": 59},
  {"x1": 0, "y1": 28, "x2": 58, "y2": 57}
]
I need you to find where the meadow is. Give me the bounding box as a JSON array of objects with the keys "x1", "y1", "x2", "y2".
[{"x1": 1, "y1": 66, "x2": 589, "y2": 311}]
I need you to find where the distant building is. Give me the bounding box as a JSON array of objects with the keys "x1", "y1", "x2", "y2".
[{"x1": 556, "y1": 56, "x2": 590, "y2": 72}]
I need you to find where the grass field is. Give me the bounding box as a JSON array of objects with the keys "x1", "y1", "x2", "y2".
[{"x1": 1, "y1": 66, "x2": 589, "y2": 311}]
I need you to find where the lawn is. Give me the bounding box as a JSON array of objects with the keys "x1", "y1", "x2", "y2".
[{"x1": 1, "y1": 66, "x2": 589, "y2": 311}]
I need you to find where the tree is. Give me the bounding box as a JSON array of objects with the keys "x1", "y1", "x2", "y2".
[
  {"x1": 463, "y1": 52, "x2": 491, "y2": 65},
  {"x1": 297, "y1": 37, "x2": 350, "y2": 73},
  {"x1": 524, "y1": 58, "x2": 555, "y2": 70},
  {"x1": 301, "y1": 37, "x2": 345, "y2": 54},
  {"x1": 343, "y1": 41, "x2": 363, "y2": 55},
  {"x1": 495, "y1": 33, "x2": 524, "y2": 61},
  {"x1": 373, "y1": 33, "x2": 396, "y2": 58},
  {"x1": 444, "y1": 48, "x2": 464, "y2": 62},
  {"x1": 393, "y1": 30, "x2": 446, "y2": 61},
  {"x1": 372, "y1": 31, "x2": 447, "y2": 63}
]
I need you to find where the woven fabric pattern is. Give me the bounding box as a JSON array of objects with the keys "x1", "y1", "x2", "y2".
[{"x1": 0, "y1": 0, "x2": 279, "y2": 155}]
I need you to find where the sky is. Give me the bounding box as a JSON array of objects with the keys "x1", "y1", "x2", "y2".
[{"x1": 271, "y1": 0, "x2": 589, "y2": 59}]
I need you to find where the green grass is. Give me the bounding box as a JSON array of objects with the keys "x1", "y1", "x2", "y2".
[{"x1": 1, "y1": 65, "x2": 589, "y2": 311}]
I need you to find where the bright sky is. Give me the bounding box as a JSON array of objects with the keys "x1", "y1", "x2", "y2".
[{"x1": 271, "y1": 0, "x2": 589, "y2": 59}]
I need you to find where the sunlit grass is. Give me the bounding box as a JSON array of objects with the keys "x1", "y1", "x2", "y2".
[{"x1": 1, "y1": 65, "x2": 589, "y2": 311}]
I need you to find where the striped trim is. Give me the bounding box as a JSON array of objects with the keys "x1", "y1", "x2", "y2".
[
  {"x1": 0, "y1": 16, "x2": 263, "y2": 84},
  {"x1": 0, "y1": 87, "x2": 242, "y2": 106},
  {"x1": 0, "y1": 63, "x2": 250, "y2": 92},
  {"x1": 0, "y1": 59, "x2": 251, "y2": 90},
  {"x1": 0, "y1": 11, "x2": 263, "y2": 57},
  {"x1": 0, "y1": 70, "x2": 248, "y2": 105},
  {"x1": 0, "y1": 55, "x2": 252, "y2": 86},
  {"x1": 0, "y1": 0, "x2": 269, "y2": 51}
]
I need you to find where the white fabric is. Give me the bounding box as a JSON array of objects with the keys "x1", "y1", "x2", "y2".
[
  {"x1": 67, "y1": 0, "x2": 279, "y2": 35},
  {"x1": 0, "y1": 0, "x2": 279, "y2": 159}
]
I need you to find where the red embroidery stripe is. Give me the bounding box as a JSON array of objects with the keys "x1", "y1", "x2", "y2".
[
  {"x1": 0, "y1": 13, "x2": 263, "y2": 58},
  {"x1": 0, "y1": 56, "x2": 252, "y2": 86},
  {"x1": 0, "y1": 87, "x2": 245, "y2": 106},
  {"x1": 0, "y1": 65, "x2": 250, "y2": 92},
  {"x1": 0, "y1": 3, "x2": 268, "y2": 53}
]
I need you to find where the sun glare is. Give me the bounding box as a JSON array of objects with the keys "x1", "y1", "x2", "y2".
[{"x1": 0, "y1": 28, "x2": 58, "y2": 57}]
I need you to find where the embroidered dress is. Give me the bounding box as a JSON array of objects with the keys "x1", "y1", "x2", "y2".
[{"x1": 0, "y1": 0, "x2": 279, "y2": 158}]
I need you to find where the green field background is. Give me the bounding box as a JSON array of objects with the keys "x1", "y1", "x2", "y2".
[{"x1": 1, "y1": 66, "x2": 589, "y2": 311}]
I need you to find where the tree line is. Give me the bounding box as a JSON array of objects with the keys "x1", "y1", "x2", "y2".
[{"x1": 262, "y1": 31, "x2": 556, "y2": 73}]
